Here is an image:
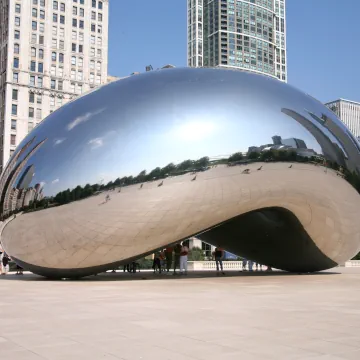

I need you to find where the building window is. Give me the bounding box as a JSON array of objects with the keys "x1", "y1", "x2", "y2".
[
  {"x1": 11, "y1": 135, "x2": 16, "y2": 146},
  {"x1": 79, "y1": 20, "x2": 84, "y2": 29},
  {"x1": 28, "y1": 123, "x2": 34, "y2": 133},
  {"x1": 29, "y1": 107, "x2": 34, "y2": 118},
  {"x1": 98, "y1": 1, "x2": 102, "y2": 9},
  {"x1": 60, "y1": 2, "x2": 65, "y2": 11},
  {"x1": 71, "y1": 69, "x2": 76, "y2": 79},
  {"x1": 91, "y1": 11, "x2": 96, "y2": 20},
  {"x1": 33, "y1": 0, "x2": 38, "y2": 4},
  {"x1": 36, "y1": 108, "x2": 42, "y2": 119},
  {"x1": 32, "y1": 21, "x2": 38, "y2": 30},
  {"x1": 12, "y1": 104, "x2": 17, "y2": 115},
  {"x1": 39, "y1": 35, "x2": 44, "y2": 45},
  {"x1": 79, "y1": 44, "x2": 83, "y2": 53},
  {"x1": 90, "y1": 48, "x2": 95, "y2": 57},
  {"x1": 59, "y1": 28, "x2": 64, "y2": 37},
  {"x1": 52, "y1": 26, "x2": 57, "y2": 35},
  {"x1": 60, "y1": 15, "x2": 65, "y2": 24},
  {"x1": 71, "y1": 56, "x2": 76, "y2": 65},
  {"x1": 39, "y1": 49, "x2": 44, "y2": 59},
  {"x1": 91, "y1": 24, "x2": 95, "y2": 32},
  {"x1": 89, "y1": 73, "x2": 94, "y2": 83},
  {"x1": 53, "y1": 1, "x2": 58, "y2": 10},
  {"x1": 96, "y1": 75, "x2": 101, "y2": 84},
  {"x1": 30, "y1": 61, "x2": 36, "y2": 72},
  {"x1": 38, "y1": 63, "x2": 43, "y2": 73},
  {"x1": 97, "y1": 49, "x2": 101, "y2": 57},
  {"x1": 53, "y1": 13, "x2": 58, "y2": 22},
  {"x1": 78, "y1": 57, "x2": 83, "y2": 67},
  {"x1": 51, "y1": 65, "x2": 56, "y2": 76},
  {"x1": 11, "y1": 119, "x2": 17, "y2": 130},
  {"x1": 72, "y1": 43, "x2": 76, "y2": 52},
  {"x1": 58, "y1": 67, "x2": 63, "y2": 77},
  {"x1": 92, "y1": 0, "x2": 96, "y2": 8},
  {"x1": 39, "y1": 22, "x2": 45, "y2": 32},
  {"x1": 32, "y1": 8, "x2": 37, "y2": 17},
  {"x1": 72, "y1": 18, "x2": 77, "y2": 27},
  {"x1": 58, "y1": 80, "x2": 63, "y2": 90},
  {"x1": 40, "y1": 10, "x2": 45, "y2": 19},
  {"x1": 98, "y1": 13, "x2": 102, "y2": 21},
  {"x1": 51, "y1": 79, "x2": 56, "y2": 89},
  {"x1": 72, "y1": 31, "x2": 77, "y2": 40},
  {"x1": 59, "y1": 53, "x2": 64, "y2": 63},
  {"x1": 15, "y1": 4, "x2": 21, "y2": 13},
  {"x1": 13, "y1": 57, "x2": 19, "y2": 68},
  {"x1": 77, "y1": 84, "x2": 82, "y2": 93},
  {"x1": 15, "y1": 17, "x2": 20, "y2": 26},
  {"x1": 70, "y1": 83, "x2": 75, "y2": 92},
  {"x1": 12, "y1": 89, "x2": 18, "y2": 100},
  {"x1": 13, "y1": 72, "x2": 19, "y2": 83},
  {"x1": 90, "y1": 60, "x2": 95, "y2": 69},
  {"x1": 80, "y1": 8, "x2": 84, "y2": 17},
  {"x1": 40, "y1": 0, "x2": 45, "y2": 6},
  {"x1": 29, "y1": 75, "x2": 35, "y2": 86},
  {"x1": 59, "y1": 40, "x2": 64, "y2": 49},
  {"x1": 80, "y1": 0, "x2": 84, "y2": 4},
  {"x1": 50, "y1": 97, "x2": 55, "y2": 106},
  {"x1": 57, "y1": 97, "x2": 62, "y2": 106},
  {"x1": 97, "y1": 37, "x2": 102, "y2": 46},
  {"x1": 38, "y1": 95, "x2": 42, "y2": 104},
  {"x1": 91, "y1": 35, "x2": 95, "y2": 44},
  {"x1": 37, "y1": 77, "x2": 43, "y2": 87},
  {"x1": 77, "y1": 71, "x2": 83, "y2": 81},
  {"x1": 79, "y1": 32, "x2": 84, "y2": 41},
  {"x1": 14, "y1": 30, "x2": 20, "y2": 39},
  {"x1": 29, "y1": 93, "x2": 35, "y2": 103},
  {"x1": 14, "y1": 44, "x2": 20, "y2": 54},
  {"x1": 52, "y1": 38, "x2": 57, "y2": 47},
  {"x1": 52, "y1": 52, "x2": 56, "y2": 61},
  {"x1": 98, "y1": 25, "x2": 102, "y2": 34},
  {"x1": 31, "y1": 47, "x2": 36, "y2": 57},
  {"x1": 73, "y1": 6, "x2": 77, "y2": 15}
]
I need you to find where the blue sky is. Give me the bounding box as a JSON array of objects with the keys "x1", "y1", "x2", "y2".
[{"x1": 108, "y1": 0, "x2": 360, "y2": 104}]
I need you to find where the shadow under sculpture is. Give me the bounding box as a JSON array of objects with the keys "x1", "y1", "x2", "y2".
[{"x1": 1, "y1": 67, "x2": 360, "y2": 278}]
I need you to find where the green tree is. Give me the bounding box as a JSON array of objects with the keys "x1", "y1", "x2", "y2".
[
  {"x1": 177, "y1": 159, "x2": 194, "y2": 171},
  {"x1": 195, "y1": 156, "x2": 210, "y2": 168},
  {"x1": 228, "y1": 152, "x2": 243, "y2": 162},
  {"x1": 248, "y1": 151, "x2": 260, "y2": 160},
  {"x1": 188, "y1": 246, "x2": 205, "y2": 261}
]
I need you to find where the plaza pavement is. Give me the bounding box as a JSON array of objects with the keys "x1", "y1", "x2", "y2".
[{"x1": 1, "y1": 268, "x2": 360, "y2": 360}]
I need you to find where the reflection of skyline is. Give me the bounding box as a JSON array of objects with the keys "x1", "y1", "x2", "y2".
[{"x1": 2, "y1": 68, "x2": 359, "y2": 202}]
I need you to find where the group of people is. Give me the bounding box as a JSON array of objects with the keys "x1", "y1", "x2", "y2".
[
  {"x1": 153, "y1": 242, "x2": 189, "y2": 275},
  {"x1": 242, "y1": 258, "x2": 272, "y2": 272}
]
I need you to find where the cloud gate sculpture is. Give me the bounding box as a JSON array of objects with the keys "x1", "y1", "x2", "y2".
[{"x1": 1, "y1": 67, "x2": 360, "y2": 278}]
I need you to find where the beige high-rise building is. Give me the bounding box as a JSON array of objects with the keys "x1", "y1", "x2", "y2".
[{"x1": 0, "y1": 0, "x2": 109, "y2": 172}]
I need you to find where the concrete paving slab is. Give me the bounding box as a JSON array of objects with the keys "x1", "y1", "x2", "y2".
[{"x1": 0, "y1": 268, "x2": 360, "y2": 360}]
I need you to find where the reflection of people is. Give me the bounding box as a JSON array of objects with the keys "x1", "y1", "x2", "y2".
[
  {"x1": 1, "y1": 253, "x2": 10, "y2": 275},
  {"x1": 179, "y1": 242, "x2": 189, "y2": 275},
  {"x1": 152, "y1": 252, "x2": 162, "y2": 274},
  {"x1": 213, "y1": 247, "x2": 225, "y2": 275},
  {"x1": 242, "y1": 258, "x2": 247, "y2": 271}
]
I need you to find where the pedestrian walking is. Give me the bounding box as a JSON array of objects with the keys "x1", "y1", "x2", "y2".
[
  {"x1": 179, "y1": 242, "x2": 189, "y2": 275},
  {"x1": 173, "y1": 243, "x2": 182, "y2": 275},
  {"x1": 164, "y1": 246, "x2": 173, "y2": 273},
  {"x1": 153, "y1": 252, "x2": 162, "y2": 274},
  {"x1": 213, "y1": 247, "x2": 225, "y2": 275}
]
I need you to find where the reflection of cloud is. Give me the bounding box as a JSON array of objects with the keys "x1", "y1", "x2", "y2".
[
  {"x1": 88, "y1": 138, "x2": 104, "y2": 149},
  {"x1": 52, "y1": 179, "x2": 59, "y2": 184},
  {"x1": 67, "y1": 108, "x2": 105, "y2": 131},
  {"x1": 54, "y1": 138, "x2": 66, "y2": 146}
]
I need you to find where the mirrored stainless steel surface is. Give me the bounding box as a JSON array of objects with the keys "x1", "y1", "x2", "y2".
[{"x1": 1, "y1": 68, "x2": 360, "y2": 278}]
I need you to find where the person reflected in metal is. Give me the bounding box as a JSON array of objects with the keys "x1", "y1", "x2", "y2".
[
  {"x1": 152, "y1": 251, "x2": 162, "y2": 274},
  {"x1": 242, "y1": 258, "x2": 248, "y2": 271}
]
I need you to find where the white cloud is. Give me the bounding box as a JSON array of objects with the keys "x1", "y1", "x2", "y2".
[
  {"x1": 88, "y1": 137, "x2": 104, "y2": 149},
  {"x1": 54, "y1": 138, "x2": 66, "y2": 146},
  {"x1": 67, "y1": 108, "x2": 105, "y2": 131},
  {"x1": 52, "y1": 179, "x2": 59, "y2": 184}
]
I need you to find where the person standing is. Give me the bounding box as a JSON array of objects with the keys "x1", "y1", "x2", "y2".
[
  {"x1": 242, "y1": 258, "x2": 247, "y2": 271},
  {"x1": 173, "y1": 243, "x2": 182, "y2": 275},
  {"x1": 1, "y1": 253, "x2": 10, "y2": 275},
  {"x1": 165, "y1": 246, "x2": 173, "y2": 273},
  {"x1": 213, "y1": 247, "x2": 225, "y2": 275},
  {"x1": 179, "y1": 242, "x2": 189, "y2": 275}
]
